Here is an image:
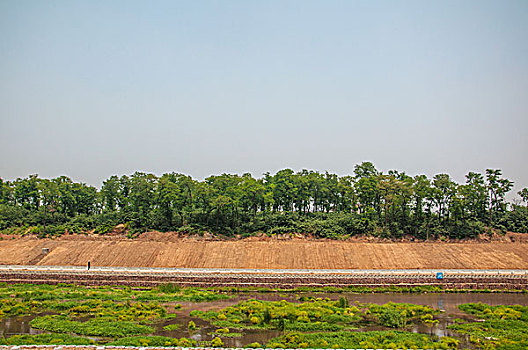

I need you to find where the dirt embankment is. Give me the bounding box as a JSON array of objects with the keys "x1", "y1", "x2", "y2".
[{"x1": 1, "y1": 233, "x2": 528, "y2": 269}]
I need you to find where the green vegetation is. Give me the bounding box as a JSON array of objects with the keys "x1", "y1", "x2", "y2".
[
  {"x1": 211, "y1": 337, "x2": 224, "y2": 347},
  {"x1": 0, "y1": 283, "x2": 229, "y2": 309},
  {"x1": 448, "y1": 303, "x2": 528, "y2": 350},
  {"x1": 191, "y1": 298, "x2": 357, "y2": 331},
  {"x1": 213, "y1": 329, "x2": 243, "y2": 337},
  {"x1": 0, "y1": 283, "x2": 229, "y2": 344},
  {"x1": 265, "y1": 331, "x2": 459, "y2": 349},
  {"x1": 378, "y1": 307, "x2": 407, "y2": 328},
  {"x1": 222, "y1": 284, "x2": 527, "y2": 294},
  {"x1": 3, "y1": 282, "x2": 528, "y2": 349},
  {"x1": 162, "y1": 323, "x2": 181, "y2": 331},
  {"x1": 0, "y1": 334, "x2": 94, "y2": 345},
  {"x1": 190, "y1": 297, "x2": 437, "y2": 332},
  {"x1": 366, "y1": 302, "x2": 439, "y2": 328},
  {"x1": 187, "y1": 320, "x2": 197, "y2": 330},
  {"x1": 55, "y1": 299, "x2": 166, "y2": 322},
  {"x1": 2, "y1": 164, "x2": 527, "y2": 239},
  {"x1": 30, "y1": 315, "x2": 154, "y2": 337},
  {"x1": 109, "y1": 336, "x2": 196, "y2": 347}
]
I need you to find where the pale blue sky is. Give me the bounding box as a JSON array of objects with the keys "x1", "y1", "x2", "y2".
[{"x1": 1, "y1": 1, "x2": 527, "y2": 196}]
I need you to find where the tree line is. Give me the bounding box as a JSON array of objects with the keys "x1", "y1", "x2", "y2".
[{"x1": 1, "y1": 162, "x2": 527, "y2": 239}]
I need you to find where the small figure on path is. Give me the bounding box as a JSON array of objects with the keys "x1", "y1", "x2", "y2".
[{"x1": 87, "y1": 261, "x2": 91, "y2": 270}]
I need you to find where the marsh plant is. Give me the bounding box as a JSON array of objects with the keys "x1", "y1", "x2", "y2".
[{"x1": 448, "y1": 303, "x2": 528, "y2": 350}]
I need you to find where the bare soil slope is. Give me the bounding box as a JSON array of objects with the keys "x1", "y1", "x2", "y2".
[{"x1": 0, "y1": 235, "x2": 527, "y2": 269}]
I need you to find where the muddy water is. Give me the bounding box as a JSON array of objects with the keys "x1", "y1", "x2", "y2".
[
  {"x1": 0, "y1": 315, "x2": 45, "y2": 337},
  {"x1": 153, "y1": 292, "x2": 528, "y2": 347},
  {"x1": 2, "y1": 293, "x2": 528, "y2": 347}
]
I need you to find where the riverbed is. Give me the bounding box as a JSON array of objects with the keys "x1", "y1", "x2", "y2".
[{"x1": 2, "y1": 292, "x2": 527, "y2": 348}]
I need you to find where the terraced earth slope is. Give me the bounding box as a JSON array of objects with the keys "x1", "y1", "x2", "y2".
[{"x1": 0, "y1": 236, "x2": 527, "y2": 269}]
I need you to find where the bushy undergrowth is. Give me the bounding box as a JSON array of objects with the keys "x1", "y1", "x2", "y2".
[
  {"x1": 30, "y1": 315, "x2": 154, "y2": 337},
  {"x1": 366, "y1": 302, "x2": 439, "y2": 328},
  {"x1": 0, "y1": 334, "x2": 94, "y2": 345},
  {"x1": 5, "y1": 282, "x2": 528, "y2": 349},
  {"x1": 109, "y1": 336, "x2": 196, "y2": 347},
  {"x1": 3, "y1": 167, "x2": 525, "y2": 240},
  {"x1": 0, "y1": 283, "x2": 230, "y2": 344},
  {"x1": 190, "y1": 297, "x2": 437, "y2": 332},
  {"x1": 448, "y1": 303, "x2": 528, "y2": 350},
  {"x1": 0, "y1": 283, "x2": 229, "y2": 312},
  {"x1": 457, "y1": 302, "x2": 528, "y2": 321},
  {"x1": 264, "y1": 330, "x2": 459, "y2": 349},
  {"x1": 221, "y1": 285, "x2": 527, "y2": 294},
  {"x1": 0, "y1": 297, "x2": 41, "y2": 318},
  {"x1": 162, "y1": 323, "x2": 181, "y2": 331},
  {"x1": 191, "y1": 298, "x2": 359, "y2": 331},
  {"x1": 62, "y1": 299, "x2": 166, "y2": 322}
]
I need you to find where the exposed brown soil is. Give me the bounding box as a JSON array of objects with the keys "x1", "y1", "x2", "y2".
[{"x1": 0, "y1": 234, "x2": 527, "y2": 269}]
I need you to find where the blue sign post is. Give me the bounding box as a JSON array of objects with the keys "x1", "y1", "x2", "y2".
[{"x1": 436, "y1": 272, "x2": 444, "y2": 280}]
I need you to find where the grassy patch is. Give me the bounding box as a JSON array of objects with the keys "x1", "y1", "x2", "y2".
[
  {"x1": 60, "y1": 299, "x2": 166, "y2": 323},
  {"x1": 216, "y1": 332, "x2": 243, "y2": 338},
  {"x1": 217, "y1": 285, "x2": 526, "y2": 294},
  {"x1": 162, "y1": 323, "x2": 181, "y2": 331},
  {"x1": 264, "y1": 330, "x2": 459, "y2": 349},
  {"x1": 190, "y1": 297, "x2": 437, "y2": 332},
  {"x1": 109, "y1": 336, "x2": 196, "y2": 347},
  {"x1": 0, "y1": 333, "x2": 94, "y2": 345},
  {"x1": 365, "y1": 301, "x2": 439, "y2": 328},
  {"x1": 448, "y1": 303, "x2": 528, "y2": 350},
  {"x1": 30, "y1": 315, "x2": 154, "y2": 337},
  {"x1": 0, "y1": 283, "x2": 230, "y2": 314}
]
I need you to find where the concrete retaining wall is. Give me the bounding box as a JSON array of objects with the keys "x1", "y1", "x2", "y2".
[{"x1": 0, "y1": 270, "x2": 526, "y2": 289}]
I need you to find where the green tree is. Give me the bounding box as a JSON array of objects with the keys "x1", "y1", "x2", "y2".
[
  {"x1": 430, "y1": 174, "x2": 456, "y2": 225},
  {"x1": 354, "y1": 162, "x2": 380, "y2": 216},
  {"x1": 13, "y1": 175, "x2": 41, "y2": 211},
  {"x1": 412, "y1": 175, "x2": 431, "y2": 224},
  {"x1": 519, "y1": 188, "x2": 528, "y2": 207},
  {"x1": 101, "y1": 176, "x2": 121, "y2": 212},
  {"x1": 0, "y1": 178, "x2": 14, "y2": 205},
  {"x1": 486, "y1": 169, "x2": 514, "y2": 225},
  {"x1": 459, "y1": 172, "x2": 487, "y2": 221}
]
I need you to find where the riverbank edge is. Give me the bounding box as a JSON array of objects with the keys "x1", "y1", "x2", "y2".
[{"x1": 0, "y1": 346, "x2": 437, "y2": 350}]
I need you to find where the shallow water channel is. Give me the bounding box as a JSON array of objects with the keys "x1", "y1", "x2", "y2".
[{"x1": 2, "y1": 292, "x2": 528, "y2": 347}]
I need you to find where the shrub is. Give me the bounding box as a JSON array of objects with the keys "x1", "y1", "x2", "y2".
[
  {"x1": 211, "y1": 337, "x2": 224, "y2": 347},
  {"x1": 337, "y1": 296, "x2": 349, "y2": 308},
  {"x1": 162, "y1": 323, "x2": 181, "y2": 331},
  {"x1": 157, "y1": 283, "x2": 181, "y2": 293},
  {"x1": 0, "y1": 334, "x2": 93, "y2": 345},
  {"x1": 29, "y1": 315, "x2": 154, "y2": 337},
  {"x1": 110, "y1": 336, "x2": 196, "y2": 347},
  {"x1": 379, "y1": 308, "x2": 407, "y2": 328}
]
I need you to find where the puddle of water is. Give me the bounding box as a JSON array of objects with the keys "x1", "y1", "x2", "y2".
[{"x1": 0, "y1": 315, "x2": 46, "y2": 337}]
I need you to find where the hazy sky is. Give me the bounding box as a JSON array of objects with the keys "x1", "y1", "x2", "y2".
[{"x1": 1, "y1": 1, "x2": 527, "y2": 196}]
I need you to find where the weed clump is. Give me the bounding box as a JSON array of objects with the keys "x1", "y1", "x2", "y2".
[{"x1": 448, "y1": 303, "x2": 528, "y2": 349}]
